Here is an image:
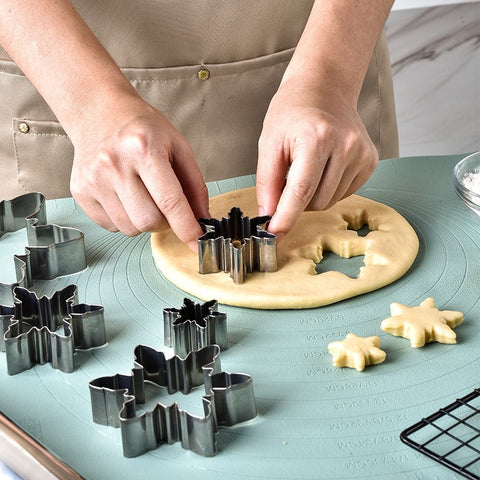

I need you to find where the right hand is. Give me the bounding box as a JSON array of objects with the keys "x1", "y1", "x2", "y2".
[
  {"x1": 69, "y1": 96, "x2": 209, "y2": 251},
  {"x1": 256, "y1": 79, "x2": 378, "y2": 240}
]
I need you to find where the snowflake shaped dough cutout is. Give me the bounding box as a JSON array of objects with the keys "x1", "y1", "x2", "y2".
[
  {"x1": 380, "y1": 297, "x2": 464, "y2": 348},
  {"x1": 328, "y1": 333, "x2": 386, "y2": 372}
]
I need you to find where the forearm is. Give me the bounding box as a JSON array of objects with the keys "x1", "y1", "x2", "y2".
[
  {"x1": 257, "y1": 0, "x2": 393, "y2": 233},
  {"x1": 282, "y1": 0, "x2": 394, "y2": 104},
  {"x1": 0, "y1": 0, "x2": 139, "y2": 143}
]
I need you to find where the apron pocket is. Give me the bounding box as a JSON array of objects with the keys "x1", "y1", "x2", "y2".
[{"x1": 12, "y1": 118, "x2": 73, "y2": 199}]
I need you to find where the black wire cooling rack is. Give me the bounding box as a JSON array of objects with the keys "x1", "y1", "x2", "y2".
[{"x1": 401, "y1": 388, "x2": 480, "y2": 479}]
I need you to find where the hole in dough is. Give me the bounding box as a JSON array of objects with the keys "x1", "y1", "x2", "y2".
[
  {"x1": 315, "y1": 251, "x2": 365, "y2": 279},
  {"x1": 348, "y1": 223, "x2": 372, "y2": 237},
  {"x1": 342, "y1": 211, "x2": 378, "y2": 236}
]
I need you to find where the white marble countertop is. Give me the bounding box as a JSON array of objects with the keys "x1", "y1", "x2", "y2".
[
  {"x1": 392, "y1": 0, "x2": 479, "y2": 10},
  {"x1": 387, "y1": 1, "x2": 479, "y2": 156}
]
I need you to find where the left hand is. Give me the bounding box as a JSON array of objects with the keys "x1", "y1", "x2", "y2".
[{"x1": 256, "y1": 78, "x2": 378, "y2": 239}]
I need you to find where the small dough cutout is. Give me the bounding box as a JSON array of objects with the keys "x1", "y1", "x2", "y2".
[
  {"x1": 380, "y1": 298, "x2": 464, "y2": 348},
  {"x1": 328, "y1": 333, "x2": 386, "y2": 372}
]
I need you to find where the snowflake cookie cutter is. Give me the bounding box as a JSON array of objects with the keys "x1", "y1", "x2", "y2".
[
  {"x1": 163, "y1": 298, "x2": 227, "y2": 357},
  {"x1": 0, "y1": 192, "x2": 87, "y2": 305},
  {"x1": 0, "y1": 284, "x2": 106, "y2": 375},
  {"x1": 198, "y1": 207, "x2": 277, "y2": 284},
  {"x1": 89, "y1": 343, "x2": 257, "y2": 457}
]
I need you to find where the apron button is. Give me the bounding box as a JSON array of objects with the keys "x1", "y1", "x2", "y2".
[
  {"x1": 18, "y1": 122, "x2": 30, "y2": 134},
  {"x1": 197, "y1": 68, "x2": 210, "y2": 81}
]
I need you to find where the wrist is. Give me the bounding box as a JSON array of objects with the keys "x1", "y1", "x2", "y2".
[
  {"x1": 277, "y1": 72, "x2": 359, "y2": 111},
  {"x1": 60, "y1": 80, "x2": 143, "y2": 146},
  {"x1": 281, "y1": 0, "x2": 394, "y2": 108}
]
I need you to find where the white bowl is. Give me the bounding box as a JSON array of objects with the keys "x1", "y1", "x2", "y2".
[{"x1": 453, "y1": 151, "x2": 480, "y2": 217}]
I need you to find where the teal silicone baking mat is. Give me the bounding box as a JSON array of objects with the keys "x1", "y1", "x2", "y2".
[{"x1": 1, "y1": 154, "x2": 479, "y2": 479}]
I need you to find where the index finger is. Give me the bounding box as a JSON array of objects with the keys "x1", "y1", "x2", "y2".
[
  {"x1": 267, "y1": 142, "x2": 325, "y2": 236},
  {"x1": 256, "y1": 139, "x2": 288, "y2": 217},
  {"x1": 141, "y1": 161, "x2": 204, "y2": 251}
]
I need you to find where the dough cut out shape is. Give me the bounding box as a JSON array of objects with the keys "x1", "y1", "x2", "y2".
[
  {"x1": 380, "y1": 298, "x2": 464, "y2": 347},
  {"x1": 151, "y1": 187, "x2": 419, "y2": 309},
  {"x1": 328, "y1": 334, "x2": 386, "y2": 372}
]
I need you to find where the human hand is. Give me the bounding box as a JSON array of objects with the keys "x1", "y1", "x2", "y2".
[
  {"x1": 256, "y1": 79, "x2": 378, "y2": 240},
  {"x1": 70, "y1": 96, "x2": 209, "y2": 251}
]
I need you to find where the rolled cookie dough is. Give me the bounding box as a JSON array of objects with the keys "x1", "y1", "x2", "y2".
[{"x1": 151, "y1": 187, "x2": 419, "y2": 309}]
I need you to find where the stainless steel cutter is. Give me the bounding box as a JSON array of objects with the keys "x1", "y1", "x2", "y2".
[
  {"x1": 198, "y1": 207, "x2": 277, "y2": 283},
  {"x1": 163, "y1": 298, "x2": 227, "y2": 357},
  {"x1": 0, "y1": 284, "x2": 106, "y2": 375},
  {"x1": 0, "y1": 192, "x2": 87, "y2": 305},
  {"x1": 89, "y1": 343, "x2": 257, "y2": 457}
]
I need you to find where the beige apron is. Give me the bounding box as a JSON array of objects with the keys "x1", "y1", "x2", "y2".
[{"x1": 0, "y1": 1, "x2": 398, "y2": 201}]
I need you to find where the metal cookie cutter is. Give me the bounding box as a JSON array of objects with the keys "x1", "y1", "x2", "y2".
[
  {"x1": 0, "y1": 284, "x2": 106, "y2": 375},
  {"x1": 198, "y1": 207, "x2": 277, "y2": 284},
  {"x1": 89, "y1": 343, "x2": 257, "y2": 457},
  {"x1": 0, "y1": 192, "x2": 87, "y2": 305},
  {"x1": 163, "y1": 298, "x2": 227, "y2": 357}
]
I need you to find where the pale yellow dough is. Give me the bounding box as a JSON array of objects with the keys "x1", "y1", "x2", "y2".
[
  {"x1": 151, "y1": 187, "x2": 419, "y2": 309},
  {"x1": 381, "y1": 298, "x2": 464, "y2": 347},
  {"x1": 328, "y1": 334, "x2": 386, "y2": 372}
]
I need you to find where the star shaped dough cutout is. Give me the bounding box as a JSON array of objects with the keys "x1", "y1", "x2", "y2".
[
  {"x1": 380, "y1": 297, "x2": 464, "y2": 348},
  {"x1": 328, "y1": 333, "x2": 386, "y2": 372}
]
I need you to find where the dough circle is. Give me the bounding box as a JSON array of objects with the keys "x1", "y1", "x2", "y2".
[{"x1": 151, "y1": 187, "x2": 419, "y2": 309}]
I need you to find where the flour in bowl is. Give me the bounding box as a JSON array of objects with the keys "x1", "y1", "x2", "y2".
[{"x1": 463, "y1": 170, "x2": 480, "y2": 195}]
